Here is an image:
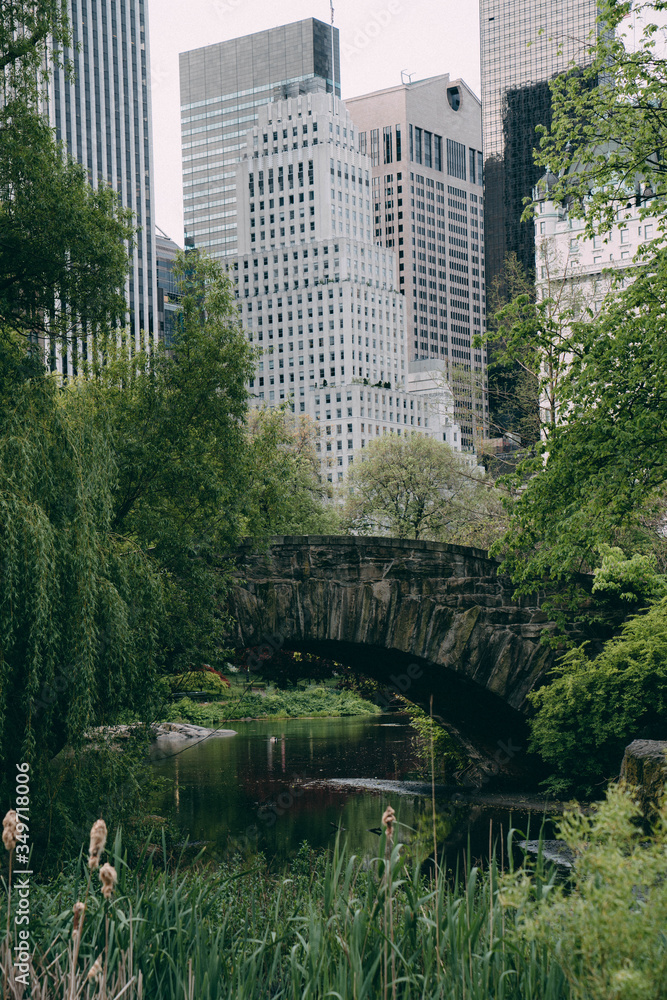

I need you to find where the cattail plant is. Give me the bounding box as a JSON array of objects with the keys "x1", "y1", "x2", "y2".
[
  {"x1": 382, "y1": 805, "x2": 397, "y2": 1000},
  {"x1": 68, "y1": 817, "x2": 110, "y2": 1000},
  {"x1": 2, "y1": 811, "x2": 16, "y2": 1000},
  {"x1": 87, "y1": 955, "x2": 103, "y2": 983},
  {"x1": 99, "y1": 863, "x2": 117, "y2": 901},
  {"x1": 88, "y1": 819, "x2": 108, "y2": 871},
  {"x1": 72, "y1": 901, "x2": 85, "y2": 932}
]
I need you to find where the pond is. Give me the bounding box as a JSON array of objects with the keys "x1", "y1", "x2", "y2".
[{"x1": 152, "y1": 715, "x2": 556, "y2": 868}]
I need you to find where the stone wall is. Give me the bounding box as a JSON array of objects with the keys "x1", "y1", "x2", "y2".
[{"x1": 227, "y1": 536, "x2": 561, "y2": 714}]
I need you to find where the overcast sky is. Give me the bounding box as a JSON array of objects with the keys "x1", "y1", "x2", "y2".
[{"x1": 147, "y1": 0, "x2": 482, "y2": 244}]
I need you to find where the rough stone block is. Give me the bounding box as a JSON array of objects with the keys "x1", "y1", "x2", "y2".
[{"x1": 620, "y1": 739, "x2": 667, "y2": 816}]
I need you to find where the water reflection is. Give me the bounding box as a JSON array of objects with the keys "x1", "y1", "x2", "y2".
[{"x1": 152, "y1": 716, "x2": 554, "y2": 867}]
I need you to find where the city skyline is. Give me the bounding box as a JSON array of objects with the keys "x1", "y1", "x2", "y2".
[{"x1": 148, "y1": 0, "x2": 482, "y2": 245}]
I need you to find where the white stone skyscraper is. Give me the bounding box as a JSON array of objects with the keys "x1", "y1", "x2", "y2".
[
  {"x1": 46, "y1": 0, "x2": 157, "y2": 370},
  {"x1": 235, "y1": 93, "x2": 460, "y2": 482}
]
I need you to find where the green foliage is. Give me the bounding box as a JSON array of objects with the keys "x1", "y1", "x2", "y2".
[
  {"x1": 164, "y1": 685, "x2": 381, "y2": 724},
  {"x1": 241, "y1": 406, "x2": 339, "y2": 537},
  {"x1": 2, "y1": 824, "x2": 553, "y2": 999},
  {"x1": 483, "y1": 253, "x2": 541, "y2": 444},
  {"x1": 533, "y1": 0, "x2": 667, "y2": 239},
  {"x1": 0, "y1": 100, "x2": 133, "y2": 342},
  {"x1": 242, "y1": 648, "x2": 339, "y2": 689},
  {"x1": 0, "y1": 0, "x2": 69, "y2": 92},
  {"x1": 343, "y1": 434, "x2": 506, "y2": 547},
  {"x1": 529, "y1": 598, "x2": 667, "y2": 796},
  {"x1": 15, "y1": 786, "x2": 667, "y2": 998},
  {"x1": 491, "y1": 2, "x2": 667, "y2": 601},
  {"x1": 495, "y1": 245, "x2": 667, "y2": 597},
  {"x1": 592, "y1": 545, "x2": 667, "y2": 604},
  {"x1": 0, "y1": 331, "x2": 163, "y2": 810},
  {"x1": 502, "y1": 784, "x2": 667, "y2": 1000},
  {"x1": 483, "y1": 248, "x2": 590, "y2": 443},
  {"x1": 82, "y1": 250, "x2": 255, "y2": 673},
  {"x1": 167, "y1": 670, "x2": 231, "y2": 696},
  {"x1": 399, "y1": 700, "x2": 466, "y2": 778}
]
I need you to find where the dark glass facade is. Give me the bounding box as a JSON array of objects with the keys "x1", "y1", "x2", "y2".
[
  {"x1": 180, "y1": 18, "x2": 340, "y2": 259},
  {"x1": 480, "y1": 0, "x2": 597, "y2": 292},
  {"x1": 49, "y1": 0, "x2": 157, "y2": 356},
  {"x1": 156, "y1": 229, "x2": 182, "y2": 349}
]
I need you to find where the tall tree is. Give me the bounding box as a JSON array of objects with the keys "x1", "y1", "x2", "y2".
[
  {"x1": 0, "y1": 0, "x2": 69, "y2": 86},
  {"x1": 493, "y1": 1, "x2": 667, "y2": 596},
  {"x1": 241, "y1": 406, "x2": 340, "y2": 538},
  {"x1": 0, "y1": 332, "x2": 164, "y2": 799},
  {"x1": 0, "y1": 102, "x2": 134, "y2": 345},
  {"x1": 482, "y1": 254, "x2": 541, "y2": 446},
  {"x1": 82, "y1": 250, "x2": 256, "y2": 673},
  {"x1": 497, "y1": 248, "x2": 667, "y2": 596},
  {"x1": 343, "y1": 435, "x2": 505, "y2": 547}
]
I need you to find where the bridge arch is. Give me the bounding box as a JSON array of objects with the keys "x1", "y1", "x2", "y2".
[{"x1": 227, "y1": 537, "x2": 562, "y2": 777}]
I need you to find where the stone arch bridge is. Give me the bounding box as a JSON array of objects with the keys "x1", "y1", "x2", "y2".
[{"x1": 227, "y1": 537, "x2": 570, "y2": 781}]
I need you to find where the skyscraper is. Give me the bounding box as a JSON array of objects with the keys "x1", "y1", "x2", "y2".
[
  {"x1": 346, "y1": 76, "x2": 488, "y2": 450},
  {"x1": 235, "y1": 92, "x2": 460, "y2": 482},
  {"x1": 46, "y1": 0, "x2": 157, "y2": 366},
  {"x1": 180, "y1": 18, "x2": 341, "y2": 262},
  {"x1": 480, "y1": 0, "x2": 598, "y2": 294}
]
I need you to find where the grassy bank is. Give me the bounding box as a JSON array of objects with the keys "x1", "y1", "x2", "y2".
[
  {"x1": 163, "y1": 683, "x2": 382, "y2": 724},
  {"x1": 2, "y1": 785, "x2": 666, "y2": 998}
]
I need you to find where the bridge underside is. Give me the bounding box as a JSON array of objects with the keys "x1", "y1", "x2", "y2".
[
  {"x1": 278, "y1": 638, "x2": 541, "y2": 786},
  {"x1": 228, "y1": 537, "x2": 575, "y2": 787}
]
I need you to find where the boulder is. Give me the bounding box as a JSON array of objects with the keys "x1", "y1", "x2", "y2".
[{"x1": 620, "y1": 740, "x2": 667, "y2": 816}]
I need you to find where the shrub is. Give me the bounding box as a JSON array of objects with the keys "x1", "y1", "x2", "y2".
[{"x1": 529, "y1": 597, "x2": 667, "y2": 796}]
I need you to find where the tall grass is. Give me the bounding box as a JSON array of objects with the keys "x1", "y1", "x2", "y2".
[
  {"x1": 2, "y1": 785, "x2": 666, "y2": 998},
  {"x1": 0, "y1": 826, "x2": 564, "y2": 999}
]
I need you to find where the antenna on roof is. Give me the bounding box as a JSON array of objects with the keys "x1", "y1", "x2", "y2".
[
  {"x1": 330, "y1": 0, "x2": 337, "y2": 99},
  {"x1": 401, "y1": 70, "x2": 414, "y2": 85}
]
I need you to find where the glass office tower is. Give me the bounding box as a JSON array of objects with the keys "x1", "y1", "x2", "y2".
[
  {"x1": 180, "y1": 18, "x2": 340, "y2": 261},
  {"x1": 48, "y1": 0, "x2": 157, "y2": 369},
  {"x1": 480, "y1": 0, "x2": 598, "y2": 293}
]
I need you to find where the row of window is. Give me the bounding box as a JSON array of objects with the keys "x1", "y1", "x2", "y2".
[{"x1": 249, "y1": 161, "x2": 315, "y2": 196}]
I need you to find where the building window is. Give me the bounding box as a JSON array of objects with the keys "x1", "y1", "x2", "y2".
[
  {"x1": 424, "y1": 131, "x2": 432, "y2": 168},
  {"x1": 414, "y1": 127, "x2": 422, "y2": 165},
  {"x1": 447, "y1": 86, "x2": 461, "y2": 111},
  {"x1": 409, "y1": 124, "x2": 413, "y2": 161},
  {"x1": 395, "y1": 124, "x2": 402, "y2": 161},
  {"x1": 434, "y1": 135, "x2": 442, "y2": 172},
  {"x1": 383, "y1": 125, "x2": 393, "y2": 164},
  {"x1": 446, "y1": 139, "x2": 466, "y2": 180},
  {"x1": 370, "y1": 129, "x2": 380, "y2": 166},
  {"x1": 469, "y1": 148, "x2": 476, "y2": 184}
]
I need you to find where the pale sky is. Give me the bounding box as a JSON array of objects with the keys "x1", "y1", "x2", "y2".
[{"x1": 147, "y1": 0, "x2": 482, "y2": 245}]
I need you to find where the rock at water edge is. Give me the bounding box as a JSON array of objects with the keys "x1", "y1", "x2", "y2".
[{"x1": 620, "y1": 739, "x2": 667, "y2": 816}]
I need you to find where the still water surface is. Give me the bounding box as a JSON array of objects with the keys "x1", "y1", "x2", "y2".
[{"x1": 152, "y1": 716, "x2": 553, "y2": 867}]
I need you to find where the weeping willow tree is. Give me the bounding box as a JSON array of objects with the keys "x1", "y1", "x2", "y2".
[
  {"x1": 0, "y1": 2, "x2": 165, "y2": 842},
  {"x1": 0, "y1": 333, "x2": 164, "y2": 799}
]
